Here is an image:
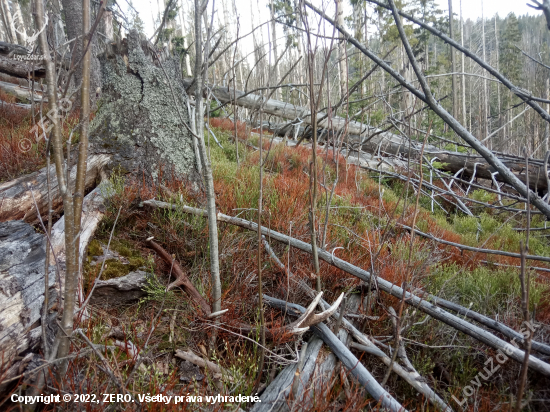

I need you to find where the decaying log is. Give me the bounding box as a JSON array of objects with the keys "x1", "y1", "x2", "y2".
[
  {"x1": 143, "y1": 200, "x2": 550, "y2": 376},
  {"x1": 0, "y1": 80, "x2": 45, "y2": 102},
  {"x1": 251, "y1": 337, "x2": 324, "y2": 412},
  {"x1": 264, "y1": 295, "x2": 406, "y2": 412},
  {"x1": 0, "y1": 221, "x2": 56, "y2": 388},
  {"x1": 0, "y1": 54, "x2": 46, "y2": 80},
  {"x1": 260, "y1": 243, "x2": 453, "y2": 412},
  {"x1": 0, "y1": 184, "x2": 112, "y2": 394},
  {"x1": 187, "y1": 80, "x2": 548, "y2": 193},
  {"x1": 0, "y1": 154, "x2": 111, "y2": 224},
  {"x1": 0, "y1": 41, "x2": 31, "y2": 57},
  {"x1": 49, "y1": 185, "x2": 110, "y2": 305}
]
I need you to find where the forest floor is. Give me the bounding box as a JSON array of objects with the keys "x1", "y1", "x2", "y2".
[{"x1": 2, "y1": 102, "x2": 550, "y2": 411}]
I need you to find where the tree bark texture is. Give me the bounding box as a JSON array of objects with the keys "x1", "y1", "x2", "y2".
[{"x1": 90, "y1": 30, "x2": 197, "y2": 181}]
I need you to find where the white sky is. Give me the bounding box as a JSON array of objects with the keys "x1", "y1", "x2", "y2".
[
  {"x1": 125, "y1": 0, "x2": 540, "y2": 62},
  {"x1": 128, "y1": 0, "x2": 540, "y2": 36},
  {"x1": 439, "y1": 0, "x2": 538, "y2": 21}
]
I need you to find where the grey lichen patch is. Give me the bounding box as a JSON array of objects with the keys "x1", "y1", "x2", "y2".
[{"x1": 90, "y1": 30, "x2": 196, "y2": 180}]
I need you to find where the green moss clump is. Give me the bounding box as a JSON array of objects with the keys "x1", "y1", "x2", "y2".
[
  {"x1": 88, "y1": 240, "x2": 103, "y2": 258},
  {"x1": 102, "y1": 256, "x2": 146, "y2": 280}
]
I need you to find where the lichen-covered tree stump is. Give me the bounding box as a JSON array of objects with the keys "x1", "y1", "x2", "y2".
[{"x1": 90, "y1": 30, "x2": 198, "y2": 182}]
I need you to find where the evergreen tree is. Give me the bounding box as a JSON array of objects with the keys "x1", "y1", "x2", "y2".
[{"x1": 499, "y1": 13, "x2": 521, "y2": 84}]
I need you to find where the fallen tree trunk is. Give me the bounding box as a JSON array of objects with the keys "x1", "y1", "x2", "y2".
[
  {"x1": 251, "y1": 337, "x2": 324, "y2": 412},
  {"x1": 186, "y1": 79, "x2": 548, "y2": 193},
  {"x1": 264, "y1": 295, "x2": 407, "y2": 412},
  {"x1": 0, "y1": 221, "x2": 56, "y2": 390},
  {"x1": 261, "y1": 237, "x2": 453, "y2": 412},
  {"x1": 0, "y1": 185, "x2": 108, "y2": 393},
  {"x1": 0, "y1": 54, "x2": 46, "y2": 79},
  {"x1": 0, "y1": 154, "x2": 111, "y2": 224},
  {"x1": 143, "y1": 200, "x2": 550, "y2": 376},
  {"x1": 0, "y1": 80, "x2": 45, "y2": 102}
]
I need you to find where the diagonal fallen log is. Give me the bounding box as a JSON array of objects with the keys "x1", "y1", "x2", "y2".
[
  {"x1": 142, "y1": 199, "x2": 550, "y2": 376},
  {"x1": 262, "y1": 237, "x2": 453, "y2": 411},
  {"x1": 396, "y1": 222, "x2": 550, "y2": 265},
  {"x1": 305, "y1": 0, "x2": 550, "y2": 219},
  {"x1": 411, "y1": 289, "x2": 550, "y2": 357},
  {"x1": 184, "y1": 80, "x2": 549, "y2": 194},
  {"x1": 264, "y1": 295, "x2": 407, "y2": 412}
]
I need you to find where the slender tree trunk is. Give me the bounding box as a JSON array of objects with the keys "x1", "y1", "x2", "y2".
[
  {"x1": 460, "y1": 0, "x2": 466, "y2": 126},
  {"x1": 336, "y1": 0, "x2": 347, "y2": 106},
  {"x1": 73, "y1": 0, "x2": 93, "y2": 309},
  {"x1": 481, "y1": 0, "x2": 488, "y2": 142},
  {"x1": 448, "y1": 0, "x2": 457, "y2": 121},
  {"x1": 179, "y1": 0, "x2": 192, "y2": 76},
  {"x1": 34, "y1": 0, "x2": 77, "y2": 376},
  {"x1": 194, "y1": 0, "x2": 222, "y2": 318},
  {"x1": 270, "y1": 1, "x2": 280, "y2": 99},
  {"x1": 546, "y1": 78, "x2": 549, "y2": 154},
  {"x1": 495, "y1": 17, "x2": 501, "y2": 147},
  {"x1": 12, "y1": 0, "x2": 26, "y2": 44}
]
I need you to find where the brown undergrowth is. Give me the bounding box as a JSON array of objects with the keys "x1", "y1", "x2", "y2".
[
  {"x1": 0, "y1": 98, "x2": 81, "y2": 183},
  {"x1": 12, "y1": 118, "x2": 549, "y2": 411}
]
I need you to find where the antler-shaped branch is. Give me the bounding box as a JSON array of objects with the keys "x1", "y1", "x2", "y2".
[
  {"x1": 285, "y1": 292, "x2": 344, "y2": 333},
  {"x1": 237, "y1": 292, "x2": 344, "y2": 338},
  {"x1": 528, "y1": 0, "x2": 550, "y2": 30}
]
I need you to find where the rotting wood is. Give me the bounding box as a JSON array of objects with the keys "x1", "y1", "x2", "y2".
[
  {"x1": 0, "y1": 80, "x2": 45, "y2": 102},
  {"x1": 0, "y1": 54, "x2": 46, "y2": 79},
  {"x1": 0, "y1": 185, "x2": 112, "y2": 395},
  {"x1": 0, "y1": 221, "x2": 56, "y2": 391},
  {"x1": 0, "y1": 154, "x2": 111, "y2": 224},
  {"x1": 251, "y1": 336, "x2": 324, "y2": 412},
  {"x1": 142, "y1": 199, "x2": 550, "y2": 376}
]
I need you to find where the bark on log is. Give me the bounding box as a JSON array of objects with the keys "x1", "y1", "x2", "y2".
[
  {"x1": 188, "y1": 80, "x2": 548, "y2": 193},
  {"x1": 90, "y1": 30, "x2": 197, "y2": 181},
  {"x1": 0, "y1": 41, "x2": 31, "y2": 56},
  {"x1": 0, "y1": 154, "x2": 111, "y2": 224},
  {"x1": 251, "y1": 336, "x2": 325, "y2": 412},
  {"x1": 0, "y1": 80, "x2": 45, "y2": 102},
  {"x1": 0, "y1": 183, "x2": 109, "y2": 396},
  {"x1": 0, "y1": 54, "x2": 45, "y2": 79},
  {"x1": 0, "y1": 221, "x2": 56, "y2": 389}
]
